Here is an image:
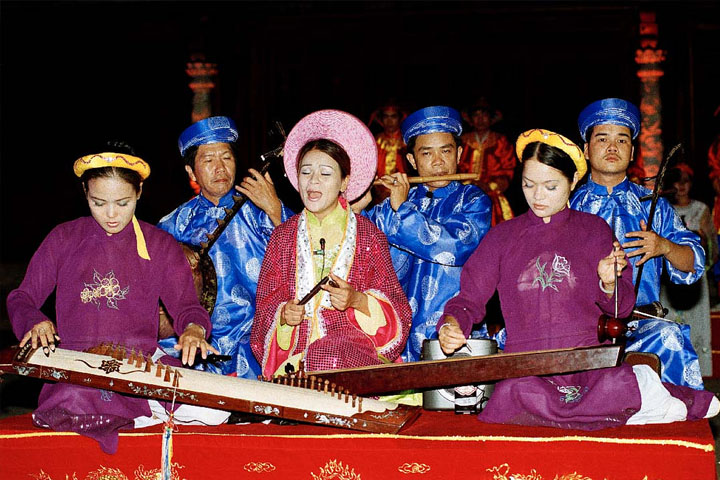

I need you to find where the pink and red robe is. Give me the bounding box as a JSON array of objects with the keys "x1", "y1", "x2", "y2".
[{"x1": 251, "y1": 207, "x2": 412, "y2": 378}]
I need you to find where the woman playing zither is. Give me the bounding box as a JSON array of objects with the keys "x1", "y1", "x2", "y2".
[
  {"x1": 251, "y1": 110, "x2": 412, "y2": 378},
  {"x1": 6, "y1": 143, "x2": 228, "y2": 453},
  {"x1": 439, "y1": 129, "x2": 719, "y2": 429}
]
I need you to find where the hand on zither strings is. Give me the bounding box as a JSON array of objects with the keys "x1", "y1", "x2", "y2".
[
  {"x1": 20, "y1": 320, "x2": 60, "y2": 356},
  {"x1": 321, "y1": 273, "x2": 368, "y2": 315},
  {"x1": 281, "y1": 299, "x2": 305, "y2": 327},
  {"x1": 437, "y1": 316, "x2": 467, "y2": 355},
  {"x1": 175, "y1": 323, "x2": 219, "y2": 367},
  {"x1": 236, "y1": 168, "x2": 283, "y2": 226},
  {"x1": 597, "y1": 241, "x2": 628, "y2": 293}
]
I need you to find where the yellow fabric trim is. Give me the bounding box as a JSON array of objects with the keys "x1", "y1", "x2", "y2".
[
  {"x1": 1, "y1": 431, "x2": 712, "y2": 453},
  {"x1": 276, "y1": 321, "x2": 295, "y2": 351},
  {"x1": 378, "y1": 392, "x2": 423, "y2": 406},
  {"x1": 272, "y1": 352, "x2": 303, "y2": 377},
  {"x1": 74, "y1": 152, "x2": 151, "y2": 180},
  {"x1": 497, "y1": 194, "x2": 514, "y2": 221},
  {"x1": 132, "y1": 216, "x2": 151, "y2": 261},
  {"x1": 353, "y1": 294, "x2": 386, "y2": 336},
  {"x1": 306, "y1": 202, "x2": 346, "y2": 280},
  {"x1": 515, "y1": 129, "x2": 587, "y2": 179}
]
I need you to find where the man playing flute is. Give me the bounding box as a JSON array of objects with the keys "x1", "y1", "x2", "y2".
[{"x1": 355, "y1": 106, "x2": 492, "y2": 362}]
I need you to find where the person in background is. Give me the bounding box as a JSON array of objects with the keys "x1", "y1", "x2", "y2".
[
  {"x1": 660, "y1": 164, "x2": 717, "y2": 377},
  {"x1": 458, "y1": 97, "x2": 516, "y2": 225},
  {"x1": 369, "y1": 101, "x2": 408, "y2": 204}
]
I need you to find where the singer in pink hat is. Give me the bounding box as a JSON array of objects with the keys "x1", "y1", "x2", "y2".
[{"x1": 251, "y1": 110, "x2": 412, "y2": 378}]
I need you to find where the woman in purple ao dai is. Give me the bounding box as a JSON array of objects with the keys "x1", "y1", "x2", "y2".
[{"x1": 439, "y1": 129, "x2": 719, "y2": 430}]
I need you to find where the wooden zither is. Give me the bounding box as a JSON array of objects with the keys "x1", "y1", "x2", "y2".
[
  {"x1": 275, "y1": 344, "x2": 625, "y2": 396},
  {"x1": 0, "y1": 343, "x2": 420, "y2": 434}
]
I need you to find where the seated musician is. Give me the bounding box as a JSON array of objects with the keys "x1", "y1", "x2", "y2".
[
  {"x1": 250, "y1": 110, "x2": 412, "y2": 378},
  {"x1": 6, "y1": 143, "x2": 229, "y2": 453},
  {"x1": 571, "y1": 98, "x2": 706, "y2": 389},
  {"x1": 158, "y1": 116, "x2": 292, "y2": 379},
  {"x1": 438, "y1": 129, "x2": 719, "y2": 429},
  {"x1": 356, "y1": 106, "x2": 492, "y2": 362}
]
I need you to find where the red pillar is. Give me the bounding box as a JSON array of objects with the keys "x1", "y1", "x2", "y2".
[
  {"x1": 635, "y1": 12, "x2": 666, "y2": 186},
  {"x1": 185, "y1": 55, "x2": 218, "y2": 193},
  {"x1": 186, "y1": 54, "x2": 218, "y2": 123}
]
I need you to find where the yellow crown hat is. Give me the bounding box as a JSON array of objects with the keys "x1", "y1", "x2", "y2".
[
  {"x1": 73, "y1": 152, "x2": 151, "y2": 260},
  {"x1": 73, "y1": 152, "x2": 151, "y2": 180},
  {"x1": 515, "y1": 129, "x2": 587, "y2": 179}
]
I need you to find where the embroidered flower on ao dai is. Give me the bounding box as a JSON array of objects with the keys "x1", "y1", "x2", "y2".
[{"x1": 532, "y1": 254, "x2": 571, "y2": 292}]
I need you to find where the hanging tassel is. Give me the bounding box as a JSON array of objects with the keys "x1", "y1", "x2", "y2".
[
  {"x1": 161, "y1": 413, "x2": 175, "y2": 480},
  {"x1": 161, "y1": 380, "x2": 179, "y2": 480}
]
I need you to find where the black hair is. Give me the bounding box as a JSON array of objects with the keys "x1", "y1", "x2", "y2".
[
  {"x1": 521, "y1": 141, "x2": 577, "y2": 182},
  {"x1": 406, "y1": 133, "x2": 462, "y2": 157},
  {"x1": 297, "y1": 139, "x2": 351, "y2": 178},
  {"x1": 662, "y1": 166, "x2": 693, "y2": 203},
  {"x1": 106, "y1": 140, "x2": 136, "y2": 156},
  {"x1": 80, "y1": 140, "x2": 142, "y2": 193},
  {"x1": 183, "y1": 142, "x2": 239, "y2": 170},
  {"x1": 81, "y1": 167, "x2": 143, "y2": 194}
]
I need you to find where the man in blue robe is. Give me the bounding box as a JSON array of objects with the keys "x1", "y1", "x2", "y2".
[
  {"x1": 570, "y1": 98, "x2": 705, "y2": 388},
  {"x1": 158, "y1": 116, "x2": 292, "y2": 378},
  {"x1": 357, "y1": 106, "x2": 492, "y2": 361}
]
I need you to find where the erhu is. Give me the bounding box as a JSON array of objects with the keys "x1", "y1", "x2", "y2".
[
  {"x1": 159, "y1": 122, "x2": 287, "y2": 337},
  {"x1": 597, "y1": 144, "x2": 681, "y2": 343}
]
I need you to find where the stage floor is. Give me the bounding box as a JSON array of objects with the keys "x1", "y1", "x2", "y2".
[{"x1": 0, "y1": 410, "x2": 715, "y2": 479}]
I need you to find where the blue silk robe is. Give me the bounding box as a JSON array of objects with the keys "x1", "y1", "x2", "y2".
[
  {"x1": 158, "y1": 190, "x2": 292, "y2": 378},
  {"x1": 571, "y1": 176, "x2": 705, "y2": 388},
  {"x1": 364, "y1": 181, "x2": 492, "y2": 361}
]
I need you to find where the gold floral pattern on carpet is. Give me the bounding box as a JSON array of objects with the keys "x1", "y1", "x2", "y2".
[
  {"x1": 311, "y1": 459, "x2": 361, "y2": 480},
  {"x1": 243, "y1": 462, "x2": 276, "y2": 473},
  {"x1": 29, "y1": 464, "x2": 186, "y2": 480},
  {"x1": 398, "y1": 462, "x2": 431, "y2": 474}
]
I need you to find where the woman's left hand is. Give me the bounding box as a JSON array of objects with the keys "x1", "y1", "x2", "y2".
[
  {"x1": 597, "y1": 241, "x2": 628, "y2": 293},
  {"x1": 321, "y1": 273, "x2": 368, "y2": 314},
  {"x1": 174, "y1": 323, "x2": 219, "y2": 367}
]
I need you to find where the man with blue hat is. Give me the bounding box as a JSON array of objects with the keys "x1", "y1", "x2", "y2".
[
  {"x1": 571, "y1": 98, "x2": 705, "y2": 389},
  {"x1": 358, "y1": 106, "x2": 492, "y2": 362},
  {"x1": 158, "y1": 116, "x2": 292, "y2": 379}
]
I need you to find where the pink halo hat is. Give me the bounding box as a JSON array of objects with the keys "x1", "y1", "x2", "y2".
[{"x1": 283, "y1": 109, "x2": 378, "y2": 202}]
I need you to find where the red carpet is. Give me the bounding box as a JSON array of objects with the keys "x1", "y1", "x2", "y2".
[{"x1": 0, "y1": 411, "x2": 714, "y2": 479}]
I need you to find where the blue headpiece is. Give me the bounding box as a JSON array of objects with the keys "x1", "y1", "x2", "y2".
[
  {"x1": 401, "y1": 106, "x2": 463, "y2": 145},
  {"x1": 178, "y1": 116, "x2": 239, "y2": 156},
  {"x1": 578, "y1": 98, "x2": 641, "y2": 142}
]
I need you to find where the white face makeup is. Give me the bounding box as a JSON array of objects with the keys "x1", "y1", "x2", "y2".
[{"x1": 298, "y1": 149, "x2": 349, "y2": 221}]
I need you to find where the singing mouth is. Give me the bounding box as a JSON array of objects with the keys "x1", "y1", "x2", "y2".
[{"x1": 306, "y1": 191, "x2": 322, "y2": 201}]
